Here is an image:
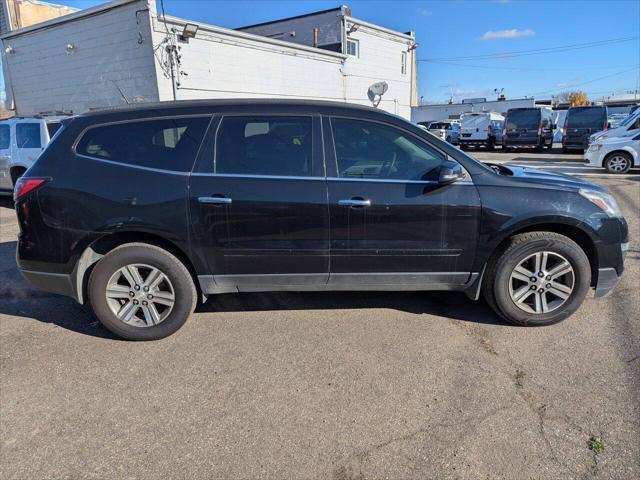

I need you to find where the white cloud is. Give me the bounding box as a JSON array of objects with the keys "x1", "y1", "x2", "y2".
[
  {"x1": 480, "y1": 29, "x2": 535, "y2": 40},
  {"x1": 417, "y1": 8, "x2": 432, "y2": 16}
]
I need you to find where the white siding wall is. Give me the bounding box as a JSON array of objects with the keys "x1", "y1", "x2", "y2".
[
  {"x1": 342, "y1": 23, "x2": 414, "y2": 119},
  {"x1": 152, "y1": 17, "x2": 346, "y2": 104},
  {"x1": 1, "y1": 0, "x2": 159, "y2": 116},
  {"x1": 152, "y1": 14, "x2": 414, "y2": 119}
]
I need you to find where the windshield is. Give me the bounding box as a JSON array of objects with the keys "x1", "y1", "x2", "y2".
[
  {"x1": 428, "y1": 122, "x2": 451, "y2": 129},
  {"x1": 506, "y1": 109, "x2": 540, "y2": 129},
  {"x1": 566, "y1": 107, "x2": 606, "y2": 129},
  {"x1": 462, "y1": 115, "x2": 490, "y2": 128},
  {"x1": 619, "y1": 112, "x2": 638, "y2": 127}
]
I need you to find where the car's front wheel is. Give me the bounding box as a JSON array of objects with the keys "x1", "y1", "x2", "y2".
[
  {"x1": 483, "y1": 232, "x2": 591, "y2": 326},
  {"x1": 604, "y1": 151, "x2": 632, "y2": 174},
  {"x1": 88, "y1": 243, "x2": 196, "y2": 340}
]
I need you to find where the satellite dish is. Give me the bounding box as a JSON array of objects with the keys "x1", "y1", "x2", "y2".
[{"x1": 367, "y1": 81, "x2": 388, "y2": 107}]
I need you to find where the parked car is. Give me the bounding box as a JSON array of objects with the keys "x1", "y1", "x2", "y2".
[
  {"x1": 425, "y1": 120, "x2": 460, "y2": 145},
  {"x1": 0, "y1": 116, "x2": 66, "y2": 195},
  {"x1": 15, "y1": 100, "x2": 628, "y2": 340},
  {"x1": 585, "y1": 129, "x2": 639, "y2": 174},
  {"x1": 589, "y1": 110, "x2": 640, "y2": 145},
  {"x1": 562, "y1": 106, "x2": 608, "y2": 153},
  {"x1": 459, "y1": 112, "x2": 504, "y2": 150},
  {"x1": 607, "y1": 113, "x2": 628, "y2": 129},
  {"x1": 503, "y1": 107, "x2": 554, "y2": 151}
]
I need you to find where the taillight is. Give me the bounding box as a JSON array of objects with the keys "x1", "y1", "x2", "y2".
[
  {"x1": 603, "y1": 122, "x2": 608, "y2": 130},
  {"x1": 13, "y1": 177, "x2": 48, "y2": 201}
]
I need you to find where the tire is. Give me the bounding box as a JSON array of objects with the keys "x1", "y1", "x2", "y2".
[
  {"x1": 603, "y1": 151, "x2": 632, "y2": 174},
  {"x1": 483, "y1": 232, "x2": 591, "y2": 326},
  {"x1": 545, "y1": 139, "x2": 553, "y2": 150},
  {"x1": 562, "y1": 146, "x2": 568, "y2": 154},
  {"x1": 460, "y1": 144, "x2": 467, "y2": 151},
  {"x1": 535, "y1": 140, "x2": 543, "y2": 152},
  {"x1": 487, "y1": 137, "x2": 495, "y2": 151},
  {"x1": 88, "y1": 242, "x2": 196, "y2": 340}
]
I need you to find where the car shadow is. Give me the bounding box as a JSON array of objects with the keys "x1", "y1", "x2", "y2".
[{"x1": 0, "y1": 238, "x2": 508, "y2": 339}]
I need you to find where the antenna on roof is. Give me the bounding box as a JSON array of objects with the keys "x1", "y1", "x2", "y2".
[{"x1": 112, "y1": 81, "x2": 130, "y2": 104}]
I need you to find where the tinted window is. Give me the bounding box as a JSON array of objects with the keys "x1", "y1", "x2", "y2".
[
  {"x1": 77, "y1": 117, "x2": 210, "y2": 171},
  {"x1": 0, "y1": 124, "x2": 9, "y2": 150},
  {"x1": 216, "y1": 116, "x2": 313, "y2": 176},
  {"x1": 566, "y1": 107, "x2": 607, "y2": 129},
  {"x1": 331, "y1": 118, "x2": 445, "y2": 181},
  {"x1": 429, "y1": 122, "x2": 451, "y2": 129},
  {"x1": 47, "y1": 122, "x2": 62, "y2": 138},
  {"x1": 16, "y1": 123, "x2": 41, "y2": 149},
  {"x1": 506, "y1": 109, "x2": 540, "y2": 129}
]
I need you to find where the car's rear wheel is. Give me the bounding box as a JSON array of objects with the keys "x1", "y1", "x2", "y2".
[
  {"x1": 89, "y1": 243, "x2": 196, "y2": 340},
  {"x1": 604, "y1": 151, "x2": 632, "y2": 174},
  {"x1": 483, "y1": 232, "x2": 591, "y2": 326}
]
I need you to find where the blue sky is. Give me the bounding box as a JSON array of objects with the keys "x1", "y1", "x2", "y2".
[{"x1": 4, "y1": 0, "x2": 640, "y2": 104}]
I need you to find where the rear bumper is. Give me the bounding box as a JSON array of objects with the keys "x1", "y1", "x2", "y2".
[{"x1": 19, "y1": 268, "x2": 80, "y2": 302}]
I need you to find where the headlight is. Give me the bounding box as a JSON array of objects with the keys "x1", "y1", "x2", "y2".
[
  {"x1": 588, "y1": 143, "x2": 603, "y2": 152},
  {"x1": 579, "y1": 188, "x2": 622, "y2": 218}
]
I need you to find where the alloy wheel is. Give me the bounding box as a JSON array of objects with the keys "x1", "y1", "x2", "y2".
[
  {"x1": 105, "y1": 263, "x2": 175, "y2": 327},
  {"x1": 607, "y1": 155, "x2": 629, "y2": 172},
  {"x1": 508, "y1": 251, "x2": 574, "y2": 314}
]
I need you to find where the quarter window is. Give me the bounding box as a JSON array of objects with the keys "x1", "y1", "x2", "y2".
[
  {"x1": 16, "y1": 123, "x2": 41, "y2": 149},
  {"x1": 216, "y1": 116, "x2": 313, "y2": 177},
  {"x1": 0, "y1": 125, "x2": 9, "y2": 150},
  {"x1": 331, "y1": 118, "x2": 445, "y2": 181},
  {"x1": 76, "y1": 117, "x2": 210, "y2": 172}
]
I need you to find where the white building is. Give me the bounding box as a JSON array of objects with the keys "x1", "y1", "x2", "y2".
[{"x1": 1, "y1": 0, "x2": 417, "y2": 118}]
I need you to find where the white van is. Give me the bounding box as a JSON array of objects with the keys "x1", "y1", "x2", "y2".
[
  {"x1": 459, "y1": 112, "x2": 505, "y2": 150},
  {"x1": 0, "y1": 117, "x2": 65, "y2": 195}
]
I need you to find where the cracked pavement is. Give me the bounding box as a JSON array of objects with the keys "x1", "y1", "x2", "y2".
[{"x1": 1, "y1": 151, "x2": 639, "y2": 479}]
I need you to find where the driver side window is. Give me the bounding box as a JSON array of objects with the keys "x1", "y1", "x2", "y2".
[{"x1": 331, "y1": 118, "x2": 445, "y2": 181}]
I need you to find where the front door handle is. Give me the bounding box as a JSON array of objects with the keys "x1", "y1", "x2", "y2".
[
  {"x1": 198, "y1": 196, "x2": 232, "y2": 205},
  {"x1": 338, "y1": 198, "x2": 371, "y2": 207}
]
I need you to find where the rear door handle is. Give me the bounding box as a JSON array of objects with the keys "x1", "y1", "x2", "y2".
[
  {"x1": 338, "y1": 198, "x2": 371, "y2": 207},
  {"x1": 198, "y1": 196, "x2": 232, "y2": 205}
]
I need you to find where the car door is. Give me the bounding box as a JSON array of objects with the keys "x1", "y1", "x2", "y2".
[
  {"x1": 15, "y1": 121, "x2": 44, "y2": 169},
  {"x1": 324, "y1": 116, "x2": 481, "y2": 288},
  {"x1": 189, "y1": 113, "x2": 330, "y2": 292}
]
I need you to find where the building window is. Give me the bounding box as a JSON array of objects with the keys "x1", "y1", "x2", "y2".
[
  {"x1": 401, "y1": 51, "x2": 407, "y2": 75},
  {"x1": 346, "y1": 38, "x2": 359, "y2": 57}
]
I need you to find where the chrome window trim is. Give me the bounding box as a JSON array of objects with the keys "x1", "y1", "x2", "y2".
[
  {"x1": 74, "y1": 154, "x2": 190, "y2": 176},
  {"x1": 190, "y1": 172, "x2": 325, "y2": 181}
]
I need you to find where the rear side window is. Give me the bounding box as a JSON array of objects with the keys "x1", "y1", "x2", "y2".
[
  {"x1": 0, "y1": 124, "x2": 9, "y2": 149},
  {"x1": 216, "y1": 116, "x2": 313, "y2": 177},
  {"x1": 16, "y1": 123, "x2": 42, "y2": 149},
  {"x1": 331, "y1": 118, "x2": 445, "y2": 181},
  {"x1": 76, "y1": 117, "x2": 210, "y2": 172}
]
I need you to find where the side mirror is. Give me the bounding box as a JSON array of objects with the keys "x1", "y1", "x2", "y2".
[
  {"x1": 439, "y1": 159, "x2": 465, "y2": 185},
  {"x1": 552, "y1": 123, "x2": 557, "y2": 129},
  {"x1": 607, "y1": 122, "x2": 611, "y2": 129}
]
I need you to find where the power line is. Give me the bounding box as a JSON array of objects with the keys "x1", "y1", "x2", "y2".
[
  {"x1": 529, "y1": 67, "x2": 639, "y2": 96},
  {"x1": 418, "y1": 36, "x2": 639, "y2": 62}
]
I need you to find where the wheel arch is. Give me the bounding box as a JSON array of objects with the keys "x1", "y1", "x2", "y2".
[
  {"x1": 485, "y1": 221, "x2": 599, "y2": 287},
  {"x1": 74, "y1": 231, "x2": 202, "y2": 304},
  {"x1": 602, "y1": 148, "x2": 636, "y2": 168}
]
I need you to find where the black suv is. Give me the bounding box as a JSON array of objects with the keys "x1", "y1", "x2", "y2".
[{"x1": 14, "y1": 100, "x2": 628, "y2": 340}]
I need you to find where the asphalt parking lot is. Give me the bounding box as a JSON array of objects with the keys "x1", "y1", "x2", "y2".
[{"x1": 1, "y1": 148, "x2": 638, "y2": 479}]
